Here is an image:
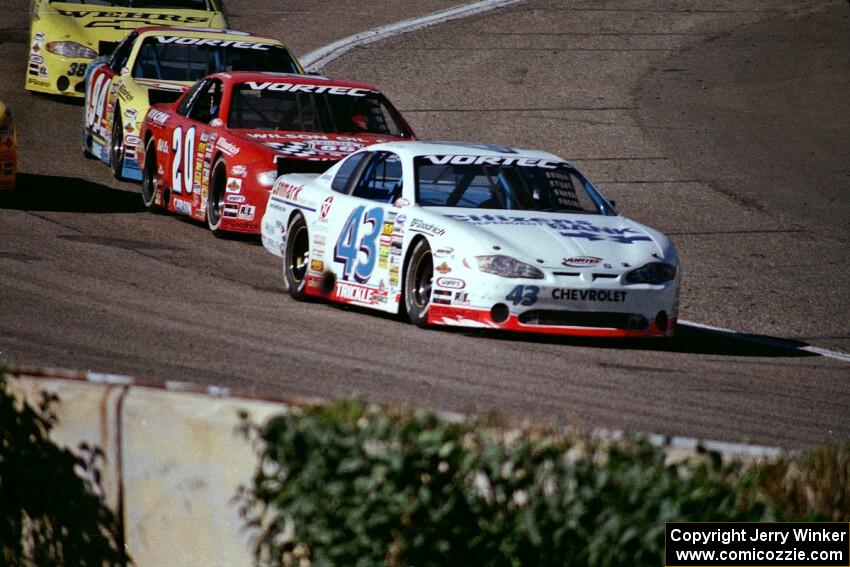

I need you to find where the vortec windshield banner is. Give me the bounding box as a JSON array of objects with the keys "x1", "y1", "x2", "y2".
[
  {"x1": 422, "y1": 155, "x2": 562, "y2": 169},
  {"x1": 154, "y1": 37, "x2": 272, "y2": 50},
  {"x1": 244, "y1": 82, "x2": 369, "y2": 96}
]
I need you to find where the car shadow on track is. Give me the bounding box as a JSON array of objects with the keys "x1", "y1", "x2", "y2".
[
  {"x1": 463, "y1": 323, "x2": 820, "y2": 358},
  {"x1": 0, "y1": 173, "x2": 145, "y2": 213},
  {"x1": 321, "y1": 300, "x2": 818, "y2": 358}
]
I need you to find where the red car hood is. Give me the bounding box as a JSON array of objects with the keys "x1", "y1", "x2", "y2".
[{"x1": 232, "y1": 131, "x2": 400, "y2": 160}]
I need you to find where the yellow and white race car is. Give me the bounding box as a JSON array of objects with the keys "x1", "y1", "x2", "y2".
[
  {"x1": 25, "y1": 0, "x2": 228, "y2": 98},
  {"x1": 0, "y1": 102, "x2": 16, "y2": 190},
  {"x1": 81, "y1": 26, "x2": 303, "y2": 180}
]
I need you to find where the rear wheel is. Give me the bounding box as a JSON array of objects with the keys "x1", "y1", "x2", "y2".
[
  {"x1": 141, "y1": 137, "x2": 163, "y2": 212},
  {"x1": 207, "y1": 157, "x2": 227, "y2": 237},
  {"x1": 110, "y1": 112, "x2": 125, "y2": 180},
  {"x1": 403, "y1": 239, "x2": 433, "y2": 327},
  {"x1": 283, "y1": 215, "x2": 310, "y2": 301}
]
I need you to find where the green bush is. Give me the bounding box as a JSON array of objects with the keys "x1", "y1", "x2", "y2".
[
  {"x1": 0, "y1": 367, "x2": 126, "y2": 566},
  {"x1": 242, "y1": 400, "x2": 847, "y2": 566}
]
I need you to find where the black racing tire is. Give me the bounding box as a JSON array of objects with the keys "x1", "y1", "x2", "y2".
[
  {"x1": 110, "y1": 111, "x2": 125, "y2": 180},
  {"x1": 283, "y1": 215, "x2": 310, "y2": 301},
  {"x1": 403, "y1": 239, "x2": 433, "y2": 327},
  {"x1": 207, "y1": 156, "x2": 227, "y2": 237},
  {"x1": 82, "y1": 140, "x2": 96, "y2": 160},
  {"x1": 141, "y1": 137, "x2": 163, "y2": 213}
]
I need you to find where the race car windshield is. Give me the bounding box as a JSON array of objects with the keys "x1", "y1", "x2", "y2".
[
  {"x1": 51, "y1": 0, "x2": 210, "y2": 8},
  {"x1": 414, "y1": 156, "x2": 611, "y2": 214},
  {"x1": 132, "y1": 38, "x2": 298, "y2": 82},
  {"x1": 226, "y1": 83, "x2": 408, "y2": 137}
]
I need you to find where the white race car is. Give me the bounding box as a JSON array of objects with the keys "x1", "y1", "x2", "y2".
[{"x1": 260, "y1": 141, "x2": 680, "y2": 337}]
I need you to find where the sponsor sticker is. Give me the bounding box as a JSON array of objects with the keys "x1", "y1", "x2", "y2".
[
  {"x1": 173, "y1": 199, "x2": 192, "y2": 216},
  {"x1": 238, "y1": 204, "x2": 256, "y2": 220},
  {"x1": 423, "y1": 155, "x2": 560, "y2": 169},
  {"x1": 445, "y1": 215, "x2": 652, "y2": 245},
  {"x1": 562, "y1": 256, "x2": 602, "y2": 267},
  {"x1": 552, "y1": 289, "x2": 627, "y2": 302},
  {"x1": 245, "y1": 81, "x2": 369, "y2": 96},
  {"x1": 154, "y1": 36, "x2": 272, "y2": 50},
  {"x1": 231, "y1": 164, "x2": 247, "y2": 177},
  {"x1": 147, "y1": 109, "x2": 170, "y2": 126},
  {"x1": 310, "y1": 259, "x2": 324, "y2": 272},
  {"x1": 335, "y1": 281, "x2": 376, "y2": 304},
  {"x1": 436, "y1": 277, "x2": 465, "y2": 290},
  {"x1": 320, "y1": 196, "x2": 333, "y2": 219},
  {"x1": 226, "y1": 177, "x2": 242, "y2": 193},
  {"x1": 217, "y1": 138, "x2": 240, "y2": 156},
  {"x1": 226, "y1": 194, "x2": 246, "y2": 204},
  {"x1": 436, "y1": 262, "x2": 452, "y2": 274},
  {"x1": 410, "y1": 218, "x2": 445, "y2": 237}
]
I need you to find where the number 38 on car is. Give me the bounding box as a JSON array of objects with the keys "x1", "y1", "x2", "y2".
[{"x1": 260, "y1": 141, "x2": 681, "y2": 338}]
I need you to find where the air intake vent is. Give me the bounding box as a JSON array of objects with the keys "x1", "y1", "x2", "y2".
[
  {"x1": 592, "y1": 273, "x2": 619, "y2": 281},
  {"x1": 518, "y1": 310, "x2": 648, "y2": 330}
]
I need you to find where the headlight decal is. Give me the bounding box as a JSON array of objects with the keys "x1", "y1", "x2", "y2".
[
  {"x1": 474, "y1": 255, "x2": 544, "y2": 279},
  {"x1": 46, "y1": 41, "x2": 97, "y2": 59},
  {"x1": 625, "y1": 262, "x2": 676, "y2": 284}
]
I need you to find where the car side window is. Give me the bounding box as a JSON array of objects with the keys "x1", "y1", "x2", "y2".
[
  {"x1": 188, "y1": 79, "x2": 223, "y2": 123},
  {"x1": 109, "y1": 32, "x2": 136, "y2": 72},
  {"x1": 176, "y1": 79, "x2": 208, "y2": 117},
  {"x1": 351, "y1": 152, "x2": 402, "y2": 202},
  {"x1": 331, "y1": 152, "x2": 370, "y2": 194}
]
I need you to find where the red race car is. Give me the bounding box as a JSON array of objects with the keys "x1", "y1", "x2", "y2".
[{"x1": 139, "y1": 71, "x2": 415, "y2": 235}]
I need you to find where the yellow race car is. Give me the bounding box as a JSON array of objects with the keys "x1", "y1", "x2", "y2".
[
  {"x1": 81, "y1": 26, "x2": 303, "y2": 180},
  {"x1": 0, "y1": 102, "x2": 16, "y2": 190},
  {"x1": 25, "y1": 0, "x2": 228, "y2": 98}
]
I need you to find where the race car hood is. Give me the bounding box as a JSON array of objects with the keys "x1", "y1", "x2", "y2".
[
  {"x1": 429, "y1": 209, "x2": 675, "y2": 267},
  {"x1": 234, "y1": 131, "x2": 400, "y2": 161},
  {"x1": 37, "y1": 2, "x2": 222, "y2": 51}
]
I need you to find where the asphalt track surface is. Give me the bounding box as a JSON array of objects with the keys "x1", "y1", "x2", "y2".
[{"x1": 1, "y1": 0, "x2": 848, "y2": 449}]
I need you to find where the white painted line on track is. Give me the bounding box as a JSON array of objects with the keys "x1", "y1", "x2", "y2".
[
  {"x1": 300, "y1": 0, "x2": 523, "y2": 71},
  {"x1": 681, "y1": 319, "x2": 850, "y2": 363}
]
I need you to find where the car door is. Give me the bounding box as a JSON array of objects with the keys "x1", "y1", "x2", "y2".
[
  {"x1": 324, "y1": 151, "x2": 406, "y2": 312},
  {"x1": 165, "y1": 78, "x2": 224, "y2": 218}
]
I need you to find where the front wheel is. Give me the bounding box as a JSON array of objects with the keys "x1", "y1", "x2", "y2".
[
  {"x1": 403, "y1": 239, "x2": 433, "y2": 327},
  {"x1": 141, "y1": 137, "x2": 163, "y2": 212},
  {"x1": 283, "y1": 215, "x2": 310, "y2": 301},
  {"x1": 207, "y1": 157, "x2": 227, "y2": 237},
  {"x1": 110, "y1": 112, "x2": 125, "y2": 180}
]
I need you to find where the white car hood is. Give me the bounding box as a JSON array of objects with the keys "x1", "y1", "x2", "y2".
[{"x1": 430, "y1": 209, "x2": 671, "y2": 267}]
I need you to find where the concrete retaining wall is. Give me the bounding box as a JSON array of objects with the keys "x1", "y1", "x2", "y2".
[
  {"x1": 7, "y1": 368, "x2": 303, "y2": 567},
  {"x1": 7, "y1": 367, "x2": 782, "y2": 566}
]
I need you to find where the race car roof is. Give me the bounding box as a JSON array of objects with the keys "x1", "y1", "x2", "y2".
[
  {"x1": 134, "y1": 26, "x2": 280, "y2": 44},
  {"x1": 359, "y1": 141, "x2": 567, "y2": 163},
  {"x1": 209, "y1": 71, "x2": 382, "y2": 92}
]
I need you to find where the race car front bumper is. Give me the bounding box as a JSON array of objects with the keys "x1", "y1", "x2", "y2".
[
  {"x1": 25, "y1": 51, "x2": 93, "y2": 98},
  {"x1": 426, "y1": 276, "x2": 679, "y2": 338}
]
